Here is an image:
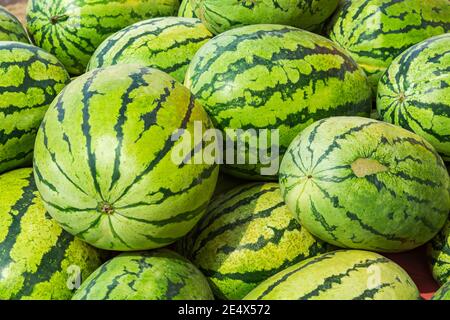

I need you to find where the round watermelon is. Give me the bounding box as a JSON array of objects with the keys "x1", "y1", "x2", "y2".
[
  {"x1": 87, "y1": 17, "x2": 213, "y2": 82},
  {"x1": 33, "y1": 64, "x2": 219, "y2": 251},
  {"x1": 185, "y1": 24, "x2": 372, "y2": 180},
  {"x1": 432, "y1": 282, "x2": 450, "y2": 300},
  {"x1": 279, "y1": 116, "x2": 450, "y2": 252},
  {"x1": 190, "y1": 0, "x2": 340, "y2": 34},
  {"x1": 179, "y1": 0, "x2": 197, "y2": 18},
  {"x1": 377, "y1": 34, "x2": 450, "y2": 160},
  {"x1": 428, "y1": 217, "x2": 450, "y2": 286},
  {"x1": 0, "y1": 168, "x2": 105, "y2": 300},
  {"x1": 72, "y1": 249, "x2": 214, "y2": 300},
  {"x1": 0, "y1": 41, "x2": 70, "y2": 175},
  {"x1": 26, "y1": 0, "x2": 181, "y2": 75},
  {"x1": 328, "y1": 0, "x2": 450, "y2": 90},
  {"x1": 0, "y1": 5, "x2": 29, "y2": 43},
  {"x1": 182, "y1": 182, "x2": 330, "y2": 300},
  {"x1": 244, "y1": 250, "x2": 420, "y2": 300}
]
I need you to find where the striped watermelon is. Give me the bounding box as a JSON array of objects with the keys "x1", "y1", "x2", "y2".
[
  {"x1": 328, "y1": 0, "x2": 450, "y2": 90},
  {"x1": 87, "y1": 17, "x2": 213, "y2": 82},
  {"x1": 432, "y1": 282, "x2": 450, "y2": 300},
  {"x1": 182, "y1": 183, "x2": 330, "y2": 300},
  {"x1": 279, "y1": 116, "x2": 450, "y2": 252},
  {"x1": 244, "y1": 250, "x2": 420, "y2": 300},
  {"x1": 0, "y1": 5, "x2": 29, "y2": 43},
  {"x1": 185, "y1": 24, "x2": 372, "y2": 180},
  {"x1": 179, "y1": 0, "x2": 197, "y2": 18},
  {"x1": 428, "y1": 218, "x2": 450, "y2": 286},
  {"x1": 33, "y1": 64, "x2": 219, "y2": 251},
  {"x1": 190, "y1": 0, "x2": 340, "y2": 35},
  {"x1": 0, "y1": 168, "x2": 104, "y2": 300},
  {"x1": 26, "y1": 0, "x2": 181, "y2": 75},
  {"x1": 0, "y1": 41, "x2": 70, "y2": 175},
  {"x1": 72, "y1": 249, "x2": 213, "y2": 300},
  {"x1": 377, "y1": 34, "x2": 450, "y2": 159}
]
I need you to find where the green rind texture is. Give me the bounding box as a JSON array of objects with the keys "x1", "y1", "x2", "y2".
[
  {"x1": 0, "y1": 41, "x2": 70, "y2": 174},
  {"x1": 190, "y1": 0, "x2": 339, "y2": 34},
  {"x1": 185, "y1": 24, "x2": 372, "y2": 180},
  {"x1": 178, "y1": 0, "x2": 197, "y2": 18},
  {"x1": 72, "y1": 249, "x2": 214, "y2": 300},
  {"x1": 0, "y1": 168, "x2": 104, "y2": 300},
  {"x1": 87, "y1": 17, "x2": 213, "y2": 82},
  {"x1": 428, "y1": 218, "x2": 450, "y2": 285},
  {"x1": 432, "y1": 281, "x2": 450, "y2": 300},
  {"x1": 244, "y1": 250, "x2": 420, "y2": 300},
  {"x1": 26, "y1": 0, "x2": 181, "y2": 75},
  {"x1": 0, "y1": 5, "x2": 29, "y2": 43},
  {"x1": 182, "y1": 182, "x2": 330, "y2": 300},
  {"x1": 328, "y1": 0, "x2": 450, "y2": 90},
  {"x1": 377, "y1": 34, "x2": 450, "y2": 159},
  {"x1": 279, "y1": 116, "x2": 450, "y2": 252},
  {"x1": 33, "y1": 64, "x2": 219, "y2": 251}
]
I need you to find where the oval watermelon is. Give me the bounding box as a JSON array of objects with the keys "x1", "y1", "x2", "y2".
[
  {"x1": 179, "y1": 0, "x2": 197, "y2": 18},
  {"x1": 428, "y1": 217, "x2": 450, "y2": 286},
  {"x1": 26, "y1": 0, "x2": 181, "y2": 75},
  {"x1": 185, "y1": 24, "x2": 372, "y2": 180},
  {"x1": 0, "y1": 168, "x2": 105, "y2": 300},
  {"x1": 190, "y1": 0, "x2": 339, "y2": 35},
  {"x1": 432, "y1": 281, "x2": 450, "y2": 300},
  {"x1": 0, "y1": 41, "x2": 70, "y2": 175},
  {"x1": 244, "y1": 250, "x2": 420, "y2": 300},
  {"x1": 327, "y1": 0, "x2": 450, "y2": 90},
  {"x1": 377, "y1": 34, "x2": 450, "y2": 159},
  {"x1": 72, "y1": 249, "x2": 214, "y2": 300},
  {"x1": 87, "y1": 17, "x2": 213, "y2": 82},
  {"x1": 33, "y1": 64, "x2": 219, "y2": 251},
  {"x1": 279, "y1": 116, "x2": 450, "y2": 252},
  {"x1": 0, "y1": 5, "x2": 29, "y2": 43},
  {"x1": 182, "y1": 182, "x2": 330, "y2": 300}
]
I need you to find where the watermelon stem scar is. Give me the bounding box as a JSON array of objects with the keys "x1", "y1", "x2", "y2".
[
  {"x1": 98, "y1": 202, "x2": 114, "y2": 215},
  {"x1": 50, "y1": 15, "x2": 69, "y2": 25},
  {"x1": 397, "y1": 92, "x2": 406, "y2": 103},
  {"x1": 351, "y1": 158, "x2": 388, "y2": 178}
]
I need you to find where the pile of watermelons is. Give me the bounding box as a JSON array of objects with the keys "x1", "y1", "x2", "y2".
[{"x1": 0, "y1": 0, "x2": 449, "y2": 300}]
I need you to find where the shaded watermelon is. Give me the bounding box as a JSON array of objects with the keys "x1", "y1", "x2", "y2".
[
  {"x1": 87, "y1": 17, "x2": 213, "y2": 82},
  {"x1": 182, "y1": 183, "x2": 330, "y2": 300},
  {"x1": 190, "y1": 0, "x2": 339, "y2": 34},
  {"x1": 0, "y1": 41, "x2": 70, "y2": 174},
  {"x1": 377, "y1": 34, "x2": 450, "y2": 159},
  {"x1": 185, "y1": 24, "x2": 372, "y2": 180},
  {"x1": 72, "y1": 249, "x2": 213, "y2": 300},
  {"x1": 428, "y1": 218, "x2": 450, "y2": 286},
  {"x1": 0, "y1": 5, "x2": 29, "y2": 43},
  {"x1": 244, "y1": 250, "x2": 420, "y2": 300},
  {"x1": 26, "y1": 0, "x2": 181, "y2": 75},
  {"x1": 328, "y1": 0, "x2": 450, "y2": 90},
  {"x1": 279, "y1": 116, "x2": 450, "y2": 252},
  {"x1": 178, "y1": 0, "x2": 197, "y2": 17},
  {"x1": 33, "y1": 64, "x2": 219, "y2": 251},
  {"x1": 432, "y1": 282, "x2": 450, "y2": 300},
  {"x1": 0, "y1": 168, "x2": 105, "y2": 300}
]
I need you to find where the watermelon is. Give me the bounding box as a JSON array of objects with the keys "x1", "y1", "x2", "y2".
[
  {"x1": 328, "y1": 0, "x2": 450, "y2": 90},
  {"x1": 72, "y1": 249, "x2": 214, "y2": 300},
  {"x1": 0, "y1": 5, "x2": 29, "y2": 43},
  {"x1": 33, "y1": 64, "x2": 219, "y2": 251},
  {"x1": 190, "y1": 0, "x2": 340, "y2": 35},
  {"x1": 181, "y1": 182, "x2": 330, "y2": 300},
  {"x1": 377, "y1": 34, "x2": 450, "y2": 159},
  {"x1": 244, "y1": 250, "x2": 420, "y2": 300},
  {"x1": 185, "y1": 24, "x2": 372, "y2": 180},
  {"x1": 26, "y1": 0, "x2": 181, "y2": 75},
  {"x1": 0, "y1": 41, "x2": 70, "y2": 175},
  {"x1": 87, "y1": 17, "x2": 213, "y2": 82},
  {"x1": 279, "y1": 116, "x2": 450, "y2": 252},
  {"x1": 178, "y1": 0, "x2": 197, "y2": 18},
  {"x1": 432, "y1": 282, "x2": 450, "y2": 300},
  {"x1": 0, "y1": 168, "x2": 104, "y2": 300},
  {"x1": 428, "y1": 218, "x2": 450, "y2": 286}
]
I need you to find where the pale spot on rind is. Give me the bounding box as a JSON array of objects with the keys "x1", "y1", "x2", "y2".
[{"x1": 351, "y1": 158, "x2": 388, "y2": 178}]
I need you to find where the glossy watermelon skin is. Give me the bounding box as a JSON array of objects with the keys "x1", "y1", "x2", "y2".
[
  {"x1": 328, "y1": 0, "x2": 450, "y2": 90},
  {"x1": 0, "y1": 168, "x2": 104, "y2": 300},
  {"x1": 377, "y1": 34, "x2": 450, "y2": 160},
  {"x1": 190, "y1": 0, "x2": 339, "y2": 35},
  {"x1": 0, "y1": 5, "x2": 29, "y2": 43},
  {"x1": 87, "y1": 17, "x2": 213, "y2": 82},
  {"x1": 26, "y1": 0, "x2": 181, "y2": 75},
  {"x1": 0, "y1": 41, "x2": 70, "y2": 175},
  {"x1": 72, "y1": 249, "x2": 214, "y2": 300},
  {"x1": 185, "y1": 24, "x2": 372, "y2": 180},
  {"x1": 33, "y1": 64, "x2": 219, "y2": 251},
  {"x1": 279, "y1": 116, "x2": 450, "y2": 252},
  {"x1": 178, "y1": 0, "x2": 197, "y2": 17},
  {"x1": 432, "y1": 281, "x2": 450, "y2": 300},
  {"x1": 428, "y1": 218, "x2": 450, "y2": 286},
  {"x1": 244, "y1": 250, "x2": 420, "y2": 300}
]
